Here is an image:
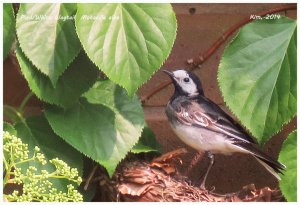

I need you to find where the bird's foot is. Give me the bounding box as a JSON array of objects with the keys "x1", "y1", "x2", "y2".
[
  {"x1": 199, "y1": 182, "x2": 206, "y2": 190},
  {"x1": 209, "y1": 186, "x2": 216, "y2": 192},
  {"x1": 199, "y1": 183, "x2": 215, "y2": 192},
  {"x1": 209, "y1": 189, "x2": 235, "y2": 198},
  {"x1": 199, "y1": 185, "x2": 233, "y2": 198}
]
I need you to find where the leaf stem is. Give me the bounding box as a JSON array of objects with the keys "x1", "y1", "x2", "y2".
[
  {"x1": 18, "y1": 92, "x2": 34, "y2": 114},
  {"x1": 3, "y1": 105, "x2": 24, "y2": 123}
]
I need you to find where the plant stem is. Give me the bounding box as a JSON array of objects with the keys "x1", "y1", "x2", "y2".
[
  {"x1": 13, "y1": 157, "x2": 35, "y2": 166},
  {"x1": 18, "y1": 92, "x2": 34, "y2": 114},
  {"x1": 4, "y1": 163, "x2": 13, "y2": 185},
  {"x1": 4, "y1": 105, "x2": 24, "y2": 123},
  {"x1": 3, "y1": 156, "x2": 9, "y2": 172},
  {"x1": 4, "y1": 146, "x2": 15, "y2": 185}
]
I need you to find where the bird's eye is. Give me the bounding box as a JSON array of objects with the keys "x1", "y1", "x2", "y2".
[{"x1": 183, "y1": 77, "x2": 190, "y2": 83}]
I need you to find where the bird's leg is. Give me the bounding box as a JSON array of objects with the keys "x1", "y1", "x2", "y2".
[{"x1": 200, "y1": 151, "x2": 214, "y2": 190}]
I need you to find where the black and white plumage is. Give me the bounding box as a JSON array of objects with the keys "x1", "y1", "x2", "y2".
[{"x1": 163, "y1": 69, "x2": 285, "y2": 188}]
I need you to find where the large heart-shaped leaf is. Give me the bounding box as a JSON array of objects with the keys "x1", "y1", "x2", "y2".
[
  {"x1": 3, "y1": 3, "x2": 15, "y2": 59},
  {"x1": 45, "y1": 80, "x2": 145, "y2": 176},
  {"x1": 16, "y1": 3, "x2": 81, "y2": 86},
  {"x1": 14, "y1": 115, "x2": 83, "y2": 191},
  {"x1": 279, "y1": 131, "x2": 297, "y2": 202},
  {"x1": 16, "y1": 47, "x2": 99, "y2": 108},
  {"x1": 218, "y1": 17, "x2": 296, "y2": 144},
  {"x1": 76, "y1": 3, "x2": 177, "y2": 95}
]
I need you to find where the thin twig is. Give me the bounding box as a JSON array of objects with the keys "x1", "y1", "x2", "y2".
[
  {"x1": 84, "y1": 165, "x2": 98, "y2": 191},
  {"x1": 18, "y1": 92, "x2": 34, "y2": 114},
  {"x1": 141, "y1": 4, "x2": 296, "y2": 105}
]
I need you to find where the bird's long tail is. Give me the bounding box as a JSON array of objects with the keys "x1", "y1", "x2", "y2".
[
  {"x1": 253, "y1": 156, "x2": 283, "y2": 180},
  {"x1": 234, "y1": 142, "x2": 286, "y2": 180}
]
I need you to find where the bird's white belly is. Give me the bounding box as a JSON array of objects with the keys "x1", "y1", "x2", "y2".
[{"x1": 170, "y1": 123, "x2": 247, "y2": 155}]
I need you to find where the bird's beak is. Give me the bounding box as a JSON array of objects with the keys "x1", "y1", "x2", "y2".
[{"x1": 162, "y1": 69, "x2": 174, "y2": 78}]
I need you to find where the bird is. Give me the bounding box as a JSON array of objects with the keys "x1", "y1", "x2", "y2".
[{"x1": 163, "y1": 69, "x2": 285, "y2": 189}]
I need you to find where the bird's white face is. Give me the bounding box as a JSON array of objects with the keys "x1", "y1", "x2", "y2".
[{"x1": 172, "y1": 70, "x2": 198, "y2": 96}]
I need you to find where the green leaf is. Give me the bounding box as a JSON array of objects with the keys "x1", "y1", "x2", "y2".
[
  {"x1": 279, "y1": 131, "x2": 297, "y2": 202},
  {"x1": 218, "y1": 17, "x2": 296, "y2": 144},
  {"x1": 83, "y1": 79, "x2": 119, "y2": 110},
  {"x1": 76, "y1": 3, "x2": 177, "y2": 95},
  {"x1": 131, "y1": 126, "x2": 161, "y2": 154},
  {"x1": 3, "y1": 122, "x2": 17, "y2": 136},
  {"x1": 16, "y1": 3, "x2": 81, "y2": 86},
  {"x1": 3, "y1": 3, "x2": 15, "y2": 59},
  {"x1": 14, "y1": 115, "x2": 83, "y2": 191},
  {"x1": 45, "y1": 80, "x2": 145, "y2": 177},
  {"x1": 16, "y1": 47, "x2": 99, "y2": 108}
]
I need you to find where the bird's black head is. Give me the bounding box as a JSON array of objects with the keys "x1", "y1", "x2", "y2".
[{"x1": 163, "y1": 69, "x2": 204, "y2": 97}]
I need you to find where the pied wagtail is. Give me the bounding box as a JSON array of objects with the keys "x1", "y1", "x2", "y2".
[{"x1": 163, "y1": 69, "x2": 285, "y2": 189}]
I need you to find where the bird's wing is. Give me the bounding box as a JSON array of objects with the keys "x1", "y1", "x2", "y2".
[{"x1": 176, "y1": 97, "x2": 256, "y2": 143}]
